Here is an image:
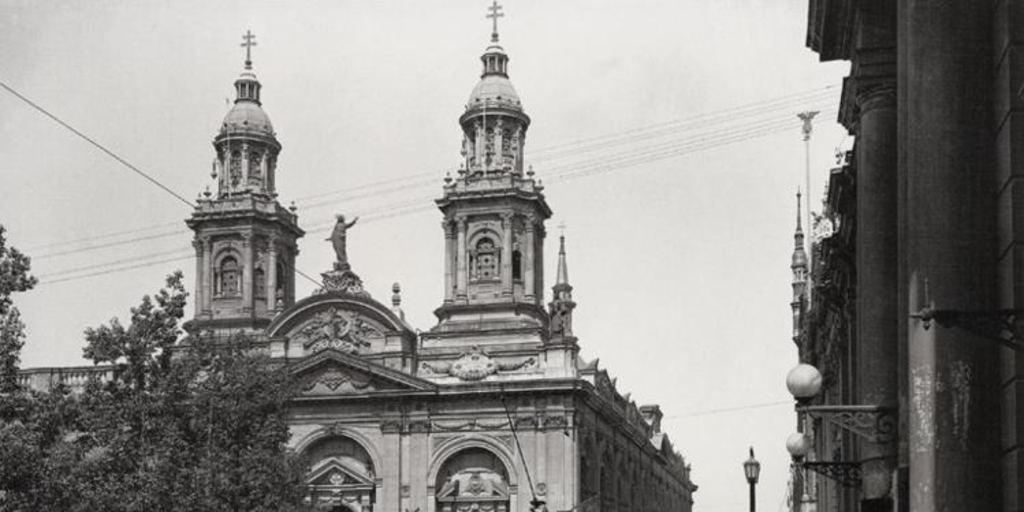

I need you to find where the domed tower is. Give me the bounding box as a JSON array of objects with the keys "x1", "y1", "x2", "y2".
[
  {"x1": 186, "y1": 32, "x2": 304, "y2": 337},
  {"x1": 426, "y1": 2, "x2": 552, "y2": 349}
]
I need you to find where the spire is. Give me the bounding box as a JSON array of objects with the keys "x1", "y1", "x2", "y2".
[
  {"x1": 556, "y1": 225, "x2": 569, "y2": 286},
  {"x1": 549, "y1": 230, "x2": 575, "y2": 341},
  {"x1": 792, "y1": 189, "x2": 808, "y2": 269}
]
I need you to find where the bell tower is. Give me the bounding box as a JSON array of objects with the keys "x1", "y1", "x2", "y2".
[
  {"x1": 186, "y1": 31, "x2": 304, "y2": 337},
  {"x1": 426, "y1": 2, "x2": 551, "y2": 346}
]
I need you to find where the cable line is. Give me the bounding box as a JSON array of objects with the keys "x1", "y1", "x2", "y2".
[{"x1": 0, "y1": 79, "x2": 195, "y2": 208}]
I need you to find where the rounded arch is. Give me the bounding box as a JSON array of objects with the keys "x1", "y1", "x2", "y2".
[
  {"x1": 293, "y1": 425, "x2": 384, "y2": 479},
  {"x1": 427, "y1": 435, "x2": 519, "y2": 490},
  {"x1": 467, "y1": 227, "x2": 503, "y2": 249},
  {"x1": 267, "y1": 294, "x2": 412, "y2": 339}
]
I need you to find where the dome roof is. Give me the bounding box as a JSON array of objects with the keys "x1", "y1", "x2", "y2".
[
  {"x1": 467, "y1": 74, "x2": 523, "y2": 111},
  {"x1": 221, "y1": 101, "x2": 275, "y2": 137}
]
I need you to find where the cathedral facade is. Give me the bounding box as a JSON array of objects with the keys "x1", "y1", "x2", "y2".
[{"x1": 22, "y1": 9, "x2": 696, "y2": 512}]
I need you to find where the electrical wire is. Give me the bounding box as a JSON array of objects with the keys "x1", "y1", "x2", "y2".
[
  {"x1": 0, "y1": 79, "x2": 196, "y2": 208},
  {"x1": 18, "y1": 86, "x2": 839, "y2": 254}
]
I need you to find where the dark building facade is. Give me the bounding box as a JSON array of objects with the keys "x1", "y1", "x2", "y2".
[{"x1": 789, "y1": 1, "x2": 1022, "y2": 511}]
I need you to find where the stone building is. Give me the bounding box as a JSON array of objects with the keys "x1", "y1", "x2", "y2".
[
  {"x1": 22, "y1": 9, "x2": 697, "y2": 512},
  {"x1": 787, "y1": 1, "x2": 1022, "y2": 511}
]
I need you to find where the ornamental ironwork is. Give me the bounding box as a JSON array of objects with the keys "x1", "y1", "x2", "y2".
[
  {"x1": 797, "y1": 404, "x2": 896, "y2": 444},
  {"x1": 911, "y1": 307, "x2": 1024, "y2": 352},
  {"x1": 803, "y1": 461, "x2": 861, "y2": 488}
]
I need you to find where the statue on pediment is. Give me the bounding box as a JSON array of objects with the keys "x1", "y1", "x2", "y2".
[{"x1": 327, "y1": 214, "x2": 359, "y2": 270}]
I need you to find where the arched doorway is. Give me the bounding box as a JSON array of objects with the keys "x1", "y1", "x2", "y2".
[
  {"x1": 303, "y1": 436, "x2": 376, "y2": 511},
  {"x1": 435, "y1": 447, "x2": 511, "y2": 512}
]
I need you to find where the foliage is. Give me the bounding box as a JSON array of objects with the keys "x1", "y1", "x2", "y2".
[
  {"x1": 0, "y1": 270, "x2": 308, "y2": 512},
  {"x1": 0, "y1": 225, "x2": 36, "y2": 394}
]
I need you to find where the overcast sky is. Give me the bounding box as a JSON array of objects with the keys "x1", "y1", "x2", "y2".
[{"x1": 0, "y1": 1, "x2": 849, "y2": 510}]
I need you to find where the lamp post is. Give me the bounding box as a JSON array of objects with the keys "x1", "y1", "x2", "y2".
[{"x1": 744, "y1": 446, "x2": 761, "y2": 512}]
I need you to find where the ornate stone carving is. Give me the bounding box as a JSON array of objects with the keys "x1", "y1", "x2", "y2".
[
  {"x1": 318, "y1": 268, "x2": 370, "y2": 297},
  {"x1": 301, "y1": 366, "x2": 373, "y2": 394},
  {"x1": 419, "y1": 346, "x2": 536, "y2": 381},
  {"x1": 295, "y1": 307, "x2": 383, "y2": 355}
]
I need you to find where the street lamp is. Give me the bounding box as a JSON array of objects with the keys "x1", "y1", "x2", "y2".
[
  {"x1": 743, "y1": 446, "x2": 761, "y2": 512},
  {"x1": 784, "y1": 363, "x2": 895, "y2": 488}
]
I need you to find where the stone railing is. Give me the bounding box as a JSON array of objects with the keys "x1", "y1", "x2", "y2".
[{"x1": 17, "y1": 365, "x2": 115, "y2": 392}]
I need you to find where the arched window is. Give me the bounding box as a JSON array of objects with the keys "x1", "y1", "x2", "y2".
[
  {"x1": 436, "y1": 448, "x2": 510, "y2": 512},
  {"x1": 303, "y1": 436, "x2": 376, "y2": 511},
  {"x1": 219, "y1": 256, "x2": 240, "y2": 297},
  {"x1": 473, "y1": 237, "x2": 498, "y2": 280}
]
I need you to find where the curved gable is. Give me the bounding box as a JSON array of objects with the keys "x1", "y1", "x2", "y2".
[{"x1": 267, "y1": 292, "x2": 416, "y2": 362}]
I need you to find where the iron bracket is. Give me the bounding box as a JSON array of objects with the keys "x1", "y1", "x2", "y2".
[
  {"x1": 796, "y1": 404, "x2": 896, "y2": 444},
  {"x1": 802, "y1": 461, "x2": 861, "y2": 488},
  {"x1": 910, "y1": 307, "x2": 1024, "y2": 352}
]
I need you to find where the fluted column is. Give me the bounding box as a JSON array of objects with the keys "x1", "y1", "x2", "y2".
[
  {"x1": 444, "y1": 220, "x2": 455, "y2": 304},
  {"x1": 201, "y1": 237, "x2": 213, "y2": 317},
  {"x1": 242, "y1": 232, "x2": 254, "y2": 313},
  {"x1": 456, "y1": 216, "x2": 468, "y2": 302},
  {"x1": 501, "y1": 213, "x2": 513, "y2": 296},
  {"x1": 525, "y1": 216, "x2": 536, "y2": 301},
  {"x1": 266, "y1": 236, "x2": 278, "y2": 314}
]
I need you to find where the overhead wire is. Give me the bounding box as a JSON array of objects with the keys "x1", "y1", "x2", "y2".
[
  {"x1": 35, "y1": 110, "x2": 833, "y2": 285},
  {"x1": 21, "y1": 85, "x2": 838, "y2": 256},
  {"x1": 0, "y1": 79, "x2": 196, "y2": 208}
]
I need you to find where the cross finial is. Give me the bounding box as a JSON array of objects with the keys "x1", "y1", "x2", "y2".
[
  {"x1": 241, "y1": 30, "x2": 257, "y2": 70},
  {"x1": 558, "y1": 221, "x2": 567, "y2": 237},
  {"x1": 486, "y1": 0, "x2": 504, "y2": 43}
]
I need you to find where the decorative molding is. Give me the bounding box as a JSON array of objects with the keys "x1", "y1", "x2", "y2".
[
  {"x1": 319, "y1": 268, "x2": 370, "y2": 298},
  {"x1": 419, "y1": 346, "x2": 536, "y2": 381},
  {"x1": 300, "y1": 366, "x2": 373, "y2": 394}
]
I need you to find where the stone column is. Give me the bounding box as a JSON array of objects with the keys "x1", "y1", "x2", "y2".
[
  {"x1": 193, "y1": 238, "x2": 205, "y2": 318},
  {"x1": 524, "y1": 216, "x2": 536, "y2": 301},
  {"x1": 501, "y1": 213, "x2": 513, "y2": 296},
  {"x1": 455, "y1": 216, "x2": 468, "y2": 302},
  {"x1": 443, "y1": 220, "x2": 455, "y2": 304},
  {"x1": 242, "y1": 232, "x2": 254, "y2": 313},
  {"x1": 904, "y1": 2, "x2": 1000, "y2": 510},
  {"x1": 201, "y1": 237, "x2": 213, "y2": 316},
  {"x1": 852, "y1": 28, "x2": 899, "y2": 505},
  {"x1": 266, "y1": 236, "x2": 278, "y2": 313}
]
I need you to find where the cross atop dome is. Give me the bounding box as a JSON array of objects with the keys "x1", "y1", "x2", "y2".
[
  {"x1": 241, "y1": 30, "x2": 257, "y2": 70},
  {"x1": 487, "y1": 0, "x2": 504, "y2": 43}
]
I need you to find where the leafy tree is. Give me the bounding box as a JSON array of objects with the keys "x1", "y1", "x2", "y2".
[
  {"x1": 0, "y1": 225, "x2": 36, "y2": 394},
  {"x1": 1, "y1": 268, "x2": 308, "y2": 512}
]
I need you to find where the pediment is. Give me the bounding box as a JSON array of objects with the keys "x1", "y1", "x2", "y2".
[
  {"x1": 292, "y1": 349, "x2": 436, "y2": 396},
  {"x1": 307, "y1": 456, "x2": 375, "y2": 487},
  {"x1": 267, "y1": 294, "x2": 415, "y2": 357}
]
